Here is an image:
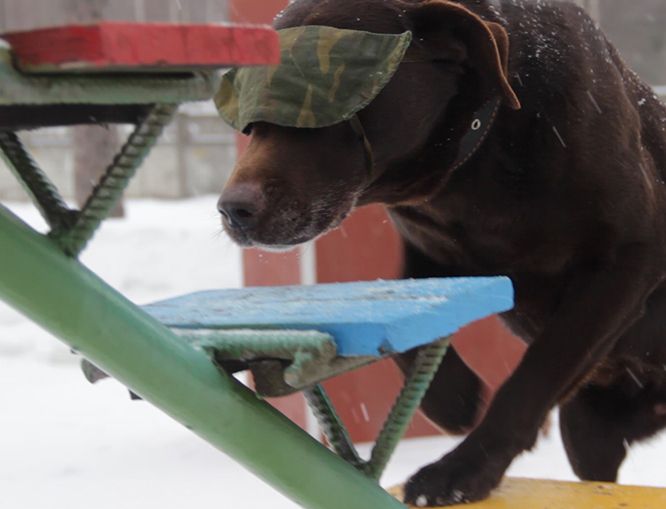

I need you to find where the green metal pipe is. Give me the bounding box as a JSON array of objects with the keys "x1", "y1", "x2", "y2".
[{"x1": 0, "y1": 205, "x2": 405, "y2": 509}]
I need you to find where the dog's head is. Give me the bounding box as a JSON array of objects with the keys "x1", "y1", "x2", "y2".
[{"x1": 217, "y1": 0, "x2": 519, "y2": 249}]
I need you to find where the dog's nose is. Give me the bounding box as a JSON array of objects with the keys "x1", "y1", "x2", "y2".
[{"x1": 218, "y1": 182, "x2": 265, "y2": 229}]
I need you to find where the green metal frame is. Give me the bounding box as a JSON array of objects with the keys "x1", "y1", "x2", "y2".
[
  {"x1": 0, "y1": 45, "x2": 219, "y2": 106},
  {"x1": 305, "y1": 339, "x2": 449, "y2": 480},
  {"x1": 0, "y1": 39, "x2": 451, "y2": 508},
  {"x1": 0, "y1": 204, "x2": 406, "y2": 509},
  {"x1": 0, "y1": 113, "x2": 411, "y2": 509}
]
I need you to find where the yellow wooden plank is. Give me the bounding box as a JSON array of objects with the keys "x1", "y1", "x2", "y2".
[{"x1": 390, "y1": 477, "x2": 666, "y2": 508}]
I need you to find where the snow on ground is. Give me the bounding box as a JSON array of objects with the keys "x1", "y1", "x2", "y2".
[
  {"x1": 0, "y1": 198, "x2": 242, "y2": 362},
  {"x1": 1, "y1": 198, "x2": 665, "y2": 509}
]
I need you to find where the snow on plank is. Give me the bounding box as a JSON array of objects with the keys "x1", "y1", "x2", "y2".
[{"x1": 143, "y1": 277, "x2": 514, "y2": 357}]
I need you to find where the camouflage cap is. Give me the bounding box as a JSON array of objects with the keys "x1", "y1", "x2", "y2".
[{"x1": 215, "y1": 26, "x2": 412, "y2": 131}]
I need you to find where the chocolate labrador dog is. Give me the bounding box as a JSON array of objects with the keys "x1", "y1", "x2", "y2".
[{"x1": 218, "y1": 0, "x2": 666, "y2": 505}]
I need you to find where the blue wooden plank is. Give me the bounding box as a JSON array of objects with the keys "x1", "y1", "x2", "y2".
[{"x1": 143, "y1": 277, "x2": 514, "y2": 357}]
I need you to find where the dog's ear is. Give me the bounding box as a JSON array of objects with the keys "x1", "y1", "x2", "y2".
[{"x1": 407, "y1": 0, "x2": 521, "y2": 110}]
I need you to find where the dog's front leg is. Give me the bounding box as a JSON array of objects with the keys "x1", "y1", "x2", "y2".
[{"x1": 404, "y1": 244, "x2": 658, "y2": 507}]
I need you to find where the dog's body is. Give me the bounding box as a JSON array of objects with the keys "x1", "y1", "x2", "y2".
[{"x1": 219, "y1": 0, "x2": 666, "y2": 505}]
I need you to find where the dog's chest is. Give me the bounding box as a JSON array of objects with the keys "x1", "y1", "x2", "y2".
[
  {"x1": 391, "y1": 202, "x2": 510, "y2": 271},
  {"x1": 391, "y1": 194, "x2": 572, "y2": 276}
]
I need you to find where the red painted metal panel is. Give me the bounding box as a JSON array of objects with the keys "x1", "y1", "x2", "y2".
[
  {"x1": 317, "y1": 206, "x2": 442, "y2": 441},
  {"x1": 452, "y1": 316, "x2": 526, "y2": 392},
  {"x1": 323, "y1": 359, "x2": 443, "y2": 443},
  {"x1": 2, "y1": 22, "x2": 280, "y2": 72},
  {"x1": 243, "y1": 247, "x2": 306, "y2": 424},
  {"x1": 316, "y1": 205, "x2": 403, "y2": 284},
  {"x1": 243, "y1": 249, "x2": 302, "y2": 288},
  {"x1": 231, "y1": 0, "x2": 297, "y2": 425}
]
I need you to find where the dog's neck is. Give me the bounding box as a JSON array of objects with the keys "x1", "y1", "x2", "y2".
[
  {"x1": 411, "y1": 96, "x2": 504, "y2": 205},
  {"x1": 356, "y1": 96, "x2": 500, "y2": 186}
]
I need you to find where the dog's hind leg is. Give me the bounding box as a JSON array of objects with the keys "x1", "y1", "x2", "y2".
[
  {"x1": 396, "y1": 347, "x2": 483, "y2": 434},
  {"x1": 560, "y1": 377, "x2": 666, "y2": 482},
  {"x1": 559, "y1": 385, "x2": 628, "y2": 482}
]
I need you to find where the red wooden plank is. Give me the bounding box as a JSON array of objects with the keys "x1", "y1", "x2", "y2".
[{"x1": 1, "y1": 22, "x2": 280, "y2": 73}]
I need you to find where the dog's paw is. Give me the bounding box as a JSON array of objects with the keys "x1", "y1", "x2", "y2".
[{"x1": 403, "y1": 449, "x2": 505, "y2": 507}]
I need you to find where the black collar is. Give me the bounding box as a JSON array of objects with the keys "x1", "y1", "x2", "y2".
[
  {"x1": 448, "y1": 97, "x2": 501, "y2": 173},
  {"x1": 350, "y1": 97, "x2": 501, "y2": 184}
]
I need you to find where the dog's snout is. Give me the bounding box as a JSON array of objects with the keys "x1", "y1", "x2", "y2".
[{"x1": 218, "y1": 182, "x2": 265, "y2": 229}]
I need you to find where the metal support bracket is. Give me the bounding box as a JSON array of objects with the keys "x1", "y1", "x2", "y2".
[{"x1": 305, "y1": 338, "x2": 450, "y2": 480}]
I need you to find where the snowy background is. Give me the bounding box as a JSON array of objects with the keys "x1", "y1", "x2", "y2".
[{"x1": 1, "y1": 198, "x2": 665, "y2": 509}]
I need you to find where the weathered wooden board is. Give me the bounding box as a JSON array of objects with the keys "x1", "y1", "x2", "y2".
[
  {"x1": 144, "y1": 277, "x2": 514, "y2": 357},
  {"x1": 390, "y1": 478, "x2": 666, "y2": 509},
  {"x1": 1, "y1": 22, "x2": 280, "y2": 73}
]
